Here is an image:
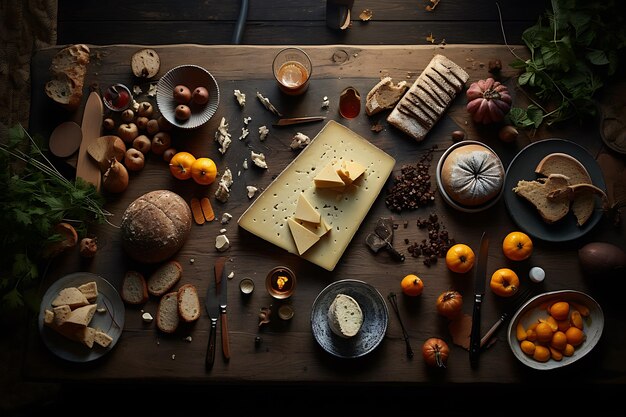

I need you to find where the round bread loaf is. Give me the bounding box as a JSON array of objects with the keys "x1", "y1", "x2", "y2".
[
  {"x1": 441, "y1": 144, "x2": 504, "y2": 207},
  {"x1": 327, "y1": 293, "x2": 363, "y2": 338},
  {"x1": 120, "y1": 190, "x2": 192, "y2": 263}
]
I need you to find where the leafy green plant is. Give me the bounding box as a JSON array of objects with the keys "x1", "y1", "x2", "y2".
[
  {"x1": 0, "y1": 125, "x2": 112, "y2": 312},
  {"x1": 502, "y1": 0, "x2": 626, "y2": 129}
]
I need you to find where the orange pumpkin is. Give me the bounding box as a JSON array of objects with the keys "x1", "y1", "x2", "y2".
[
  {"x1": 436, "y1": 290, "x2": 463, "y2": 319},
  {"x1": 490, "y1": 268, "x2": 520, "y2": 297},
  {"x1": 401, "y1": 274, "x2": 424, "y2": 297},
  {"x1": 445, "y1": 243, "x2": 475, "y2": 273},
  {"x1": 502, "y1": 231, "x2": 533, "y2": 261},
  {"x1": 422, "y1": 338, "x2": 449, "y2": 368},
  {"x1": 190, "y1": 157, "x2": 218, "y2": 185},
  {"x1": 169, "y1": 151, "x2": 196, "y2": 180}
]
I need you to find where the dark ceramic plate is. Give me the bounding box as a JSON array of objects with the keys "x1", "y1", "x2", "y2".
[
  {"x1": 503, "y1": 139, "x2": 606, "y2": 242},
  {"x1": 311, "y1": 279, "x2": 388, "y2": 358},
  {"x1": 38, "y1": 272, "x2": 125, "y2": 362}
]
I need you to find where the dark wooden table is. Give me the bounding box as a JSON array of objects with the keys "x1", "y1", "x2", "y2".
[{"x1": 24, "y1": 43, "x2": 626, "y2": 386}]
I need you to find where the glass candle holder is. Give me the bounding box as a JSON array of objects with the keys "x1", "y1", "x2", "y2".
[
  {"x1": 272, "y1": 48, "x2": 312, "y2": 96},
  {"x1": 266, "y1": 266, "x2": 296, "y2": 299}
]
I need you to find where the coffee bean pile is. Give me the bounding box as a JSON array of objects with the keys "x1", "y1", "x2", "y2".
[
  {"x1": 405, "y1": 213, "x2": 455, "y2": 267},
  {"x1": 385, "y1": 147, "x2": 437, "y2": 212}
]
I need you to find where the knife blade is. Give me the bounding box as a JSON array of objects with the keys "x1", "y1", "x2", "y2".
[
  {"x1": 273, "y1": 116, "x2": 326, "y2": 126},
  {"x1": 205, "y1": 268, "x2": 220, "y2": 371},
  {"x1": 76, "y1": 91, "x2": 103, "y2": 191},
  {"x1": 469, "y1": 232, "x2": 489, "y2": 368},
  {"x1": 215, "y1": 256, "x2": 230, "y2": 360}
]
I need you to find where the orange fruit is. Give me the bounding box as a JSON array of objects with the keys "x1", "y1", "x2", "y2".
[
  {"x1": 489, "y1": 268, "x2": 520, "y2": 297},
  {"x1": 401, "y1": 274, "x2": 424, "y2": 296},
  {"x1": 445, "y1": 243, "x2": 475, "y2": 273},
  {"x1": 565, "y1": 326, "x2": 585, "y2": 347},
  {"x1": 190, "y1": 157, "x2": 218, "y2": 185},
  {"x1": 532, "y1": 345, "x2": 551, "y2": 362},
  {"x1": 549, "y1": 301, "x2": 570, "y2": 321},
  {"x1": 550, "y1": 331, "x2": 568, "y2": 351},
  {"x1": 535, "y1": 322, "x2": 554, "y2": 343},
  {"x1": 169, "y1": 151, "x2": 196, "y2": 180},
  {"x1": 502, "y1": 231, "x2": 533, "y2": 261}
]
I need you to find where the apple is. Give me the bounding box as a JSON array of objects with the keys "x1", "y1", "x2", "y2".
[{"x1": 125, "y1": 148, "x2": 145, "y2": 171}]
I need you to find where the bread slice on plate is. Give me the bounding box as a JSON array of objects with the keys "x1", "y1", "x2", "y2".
[
  {"x1": 535, "y1": 152, "x2": 595, "y2": 226},
  {"x1": 65, "y1": 303, "x2": 97, "y2": 327},
  {"x1": 78, "y1": 281, "x2": 98, "y2": 302},
  {"x1": 122, "y1": 270, "x2": 149, "y2": 305},
  {"x1": 177, "y1": 283, "x2": 200, "y2": 322},
  {"x1": 365, "y1": 77, "x2": 408, "y2": 116},
  {"x1": 148, "y1": 260, "x2": 183, "y2": 297},
  {"x1": 327, "y1": 293, "x2": 364, "y2": 338},
  {"x1": 157, "y1": 291, "x2": 180, "y2": 333},
  {"x1": 513, "y1": 174, "x2": 571, "y2": 223},
  {"x1": 51, "y1": 287, "x2": 89, "y2": 309}
]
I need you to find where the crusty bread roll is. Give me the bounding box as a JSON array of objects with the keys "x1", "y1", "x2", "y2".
[
  {"x1": 441, "y1": 144, "x2": 504, "y2": 207},
  {"x1": 45, "y1": 44, "x2": 90, "y2": 111},
  {"x1": 120, "y1": 190, "x2": 192, "y2": 263},
  {"x1": 535, "y1": 153, "x2": 595, "y2": 226},
  {"x1": 327, "y1": 293, "x2": 363, "y2": 338}
]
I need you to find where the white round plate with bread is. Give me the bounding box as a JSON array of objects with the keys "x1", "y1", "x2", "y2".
[
  {"x1": 311, "y1": 279, "x2": 388, "y2": 358},
  {"x1": 503, "y1": 138, "x2": 606, "y2": 242},
  {"x1": 38, "y1": 272, "x2": 125, "y2": 362}
]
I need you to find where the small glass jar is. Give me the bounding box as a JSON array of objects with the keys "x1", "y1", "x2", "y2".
[
  {"x1": 265, "y1": 266, "x2": 296, "y2": 299},
  {"x1": 103, "y1": 83, "x2": 132, "y2": 112}
]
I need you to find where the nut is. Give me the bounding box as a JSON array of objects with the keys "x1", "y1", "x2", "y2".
[
  {"x1": 451, "y1": 130, "x2": 465, "y2": 142},
  {"x1": 498, "y1": 125, "x2": 519, "y2": 142}
]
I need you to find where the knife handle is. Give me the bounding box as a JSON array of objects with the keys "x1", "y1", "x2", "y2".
[
  {"x1": 469, "y1": 297, "x2": 482, "y2": 368},
  {"x1": 206, "y1": 319, "x2": 217, "y2": 371},
  {"x1": 221, "y1": 309, "x2": 230, "y2": 360}
]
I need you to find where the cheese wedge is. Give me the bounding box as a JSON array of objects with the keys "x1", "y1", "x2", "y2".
[
  {"x1": 298, "y1": 217, "x2": 331, "y2": 238},
  {"x1": 314, "y1": 162, "x2": 345, "y2": 189},
  {"x1": 337, "y1": 160, "x2": 366, "y2": 185},
  {"x1": 294, "y1": 193, "x2": 321, "y2": 223},
  {"x1": 287, "y1": 217, "x2": 320, "y2": 255},
  {"x1": 65, "y1": 303, "x2": 97, "y2": 327}
]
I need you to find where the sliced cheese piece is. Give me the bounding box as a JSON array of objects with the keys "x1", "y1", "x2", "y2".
[
  {"x1": 337, "y1": 160, "x2": 366, "y2": 185},
  {"x1": 299, "y1": 217, "x2": 331, "y2": 238},
  {"x1": 44, "y1": 309, "x2": 55, "y2": 325},
  {"x1": 314, "y1": 162, "x2": 345, "y2": 189},
  {"x1": 78, "y1": 281, "x2": 98, "y2": 301},
  {"x1": 294, "y1": 193, "x2": 321, "y2": 223},
  {"x1": 52, "y1": 304, "x2": 72, "y2": 326},
  {"x1": 94, "y1": 330, "x2": 113, "y2": 348},
  {"x1": 51, "y1": 287, "x2": 89, "y2": 309},
  {"x1": 287, "y1": 217, "x2": 320, "y2": 255}
]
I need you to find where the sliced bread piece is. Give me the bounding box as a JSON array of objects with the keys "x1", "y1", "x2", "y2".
[
  {"x1": 65, "y1": 303, "x2": 97, "y2": 327},
  {"x1": 177, "y1": 283, "x2": 201, "y2": 322},
  {"x1": 535, "y1": 152, "x2": 596, "y2": 226},
  {"x1": 157, "y1": 291, "x2": 180, "y2": 333},
  {"x1": 94, "y1": 330, "x2": 113, "y2": 348},
  {"x1": 52, "y1": 305, "x2": 72, "y2": 326},
  {"x1": 148, "y1": 260, "x2": 183, "y2": 297},
  {"x1": 513, "y1": 174, "x2": 571, "y2": 223},
  {"x1": 51, "y1": 287, "x2": 89, "y2": 309},
  {"x1": 131, "y1": 48, "x2": 160, "y2": 79},
  {"x1": 45, "y1": 44, "x2": 90, "y2": 111},
  {"x1": 365, "y1": 77, "x2": 408, "y2": 116},
  {"x1": 122, "y1": 270, "x2": 149, "y2": 305},
  {"x1": 78, "y1": 281, "x2": 98, "y2": 302},
  {"x1": 327, "y1": 293, "x2": 364, "y2": 338}
]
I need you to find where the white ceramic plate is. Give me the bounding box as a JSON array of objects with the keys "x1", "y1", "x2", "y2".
[
  {"x1": 38, "y1": 272, "x2": 125, "y2": 362},
  {"x1": 507, "y1": 289, "x2": 604, "y2": 370},
  {"x1": 156, "y1": 64, "x2": 220, "y2": 129},
  {"x1": 311, "y1": 279, "x2": 388, "y2": 358}
]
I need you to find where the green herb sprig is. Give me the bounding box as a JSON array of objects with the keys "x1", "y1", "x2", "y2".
[
  {"x1": 499, "y1": 0, "x2": 626, "y2": 130},
  {"x1": 0, "y1": 124, "x2": 113, "y2": 312}
]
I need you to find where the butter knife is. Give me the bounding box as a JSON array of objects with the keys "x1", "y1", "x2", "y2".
[
  {"x1": 469, "y1": 232, "x2": 489, "y2": 368},
  {"x1": 215, "y1": 256, "x2": 230, "y2": 360},
  {"x1": 205, "y1": 269, "x2": 220, "y2": 371},
  {"x1": 273, "y1": 116, "x2": 326, "y2": 126}
]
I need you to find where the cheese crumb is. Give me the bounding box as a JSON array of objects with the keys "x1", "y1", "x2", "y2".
[
  {"x1": 243, "y1": 159, "x2": 248, "y2": 169},
  {"x1": 147, "y1": 83, "x2": 157, "y2": 97},
  {"x1": 142, "y1": 312, "x2": 153, "y2": 323},
  {"x1": 184, "y1": 336, "x2": 192, "y2": 342},
  {"x1": 251, "y1": 151, "x2": 268, "y2": 168},
  {"x1": 171, "y1": 354, "x2": 176, "y2": 360},
  {"x1": 97, "y1": 307, "x2": 106, "y2": 313},
  {"x1": 215, "y1": 117, "x2": 232, "y2": 154},
  {"x1": 259, "y1": 125, "x2": 269, "y2": 141},
  {"x1": 321, "y1": 96, "x2": 330, "y2": 108},
  {"x1": 290, "y1": 132, "x2": 311, "y2": 150},
  {"x1": 234, "y1": 89, "x2": 246, "y2": 107},
  {"x1": 244, "y1": 116, "x2": 251, "y2": 125},
  {"x1": 133, "y1": 85, "x2": 142, "y2": 95},
  {"x1": 247, "y1": 185, "x2": 258, "y2": 199},
  {"x1": 239, "y1": 127, "x2": 249, "y2": 140},
  {"x1": 215, "y1": 168, "x2": 233, "y2": 202},
  {"x1": 220, "y1": 228, "x2": 227, "y2": 234},
  {"x1": 221, "y1": 213, "x2": 233, "y2": 224},
  {"x1": 228, "y1": 271, "x2": 235, "y2": 279},
  {"x1": 216, "y1": 234, "x2": 230, "y2": 251}
]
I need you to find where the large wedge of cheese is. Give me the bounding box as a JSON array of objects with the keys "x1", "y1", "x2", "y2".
[{"x1": 238, "y1": 121, "x2": 396, "y2": 271}]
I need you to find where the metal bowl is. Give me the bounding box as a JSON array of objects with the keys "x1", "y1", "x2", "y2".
[
  {"x1": 156, "y1": 64, "x2": 219, "y2": 129},
  {"x1": 507, "y1": 289, "x2": 604, "y2": 370}
]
